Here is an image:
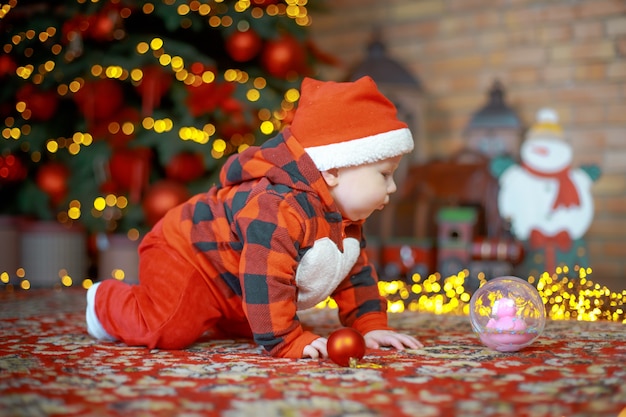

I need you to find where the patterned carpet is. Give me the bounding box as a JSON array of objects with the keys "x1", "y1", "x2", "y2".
[{"x1": 1, "y1": 288, "x2": 625, "y2": 417}]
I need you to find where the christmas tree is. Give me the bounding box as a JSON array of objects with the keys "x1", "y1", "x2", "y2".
[{"x1": 0, "y1": 0, "x2": 328, "y2": 237}]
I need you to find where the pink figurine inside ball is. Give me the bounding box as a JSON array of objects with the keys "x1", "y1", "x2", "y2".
[{"x1": 469, "y1": 276, "x2": 546, "y2": 352}]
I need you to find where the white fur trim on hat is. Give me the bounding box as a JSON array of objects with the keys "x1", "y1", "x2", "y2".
[
  {"x1": 290, "y1": 76, "x2": 415, "y2": 171},
  {"x1": 305, "y1": 127, "x2": 413, "y2": 171}
]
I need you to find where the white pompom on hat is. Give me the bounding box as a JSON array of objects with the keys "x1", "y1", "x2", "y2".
[
  {"x1": 290, "y1": 76, "x2": 414, "y2": 171},
  {"x1": 526, "y1": 107, "x2": 563, "y2": 141}
]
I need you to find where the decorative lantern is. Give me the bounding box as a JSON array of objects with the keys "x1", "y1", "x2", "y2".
[
  {"x1": 465, "y1": 80, "x2": 523, "y2": 159},
  {"x1": 346, "y1": 31, "x2": 425, "y2": 166}
]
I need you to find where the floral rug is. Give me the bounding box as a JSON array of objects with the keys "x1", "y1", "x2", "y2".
[{"x1": 1, "y1": 289, "x2": 625, "y2": 417}]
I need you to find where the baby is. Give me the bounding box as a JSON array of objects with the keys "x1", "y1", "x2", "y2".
[{"x1": 86, "y1": 76, "x2": 423, "y2": 359}]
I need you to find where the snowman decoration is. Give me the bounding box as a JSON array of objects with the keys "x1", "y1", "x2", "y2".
[{"x1": 491, "y1": 108, "x2": 600, "y2": 277}]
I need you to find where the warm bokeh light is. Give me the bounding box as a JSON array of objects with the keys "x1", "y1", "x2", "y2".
[
  {"x1": 315, "y1": 267, "x2": 625, "y2": 323},
  {"x1": 2, "y1": 0, "x2": 314, "y2": 234}
]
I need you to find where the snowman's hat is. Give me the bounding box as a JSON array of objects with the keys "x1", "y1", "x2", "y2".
[{"x1": 526, "y1": 108, "x2": 563, "y2": 141}]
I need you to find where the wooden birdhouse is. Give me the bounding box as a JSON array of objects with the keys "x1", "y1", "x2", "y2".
[
  {"x1": 437, "y1": 207, "x2": 477, "y2": 244},
  {"x1": 436, "y1": 206, "x2": 477, "y2": 278},
  {"x1": 465, "y1": 80, "x2": 523, "y2": 159}
]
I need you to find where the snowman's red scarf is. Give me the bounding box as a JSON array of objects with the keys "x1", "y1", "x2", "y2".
[{"x1": 522, "y1": 163, "x2": 580, "y2": 209}]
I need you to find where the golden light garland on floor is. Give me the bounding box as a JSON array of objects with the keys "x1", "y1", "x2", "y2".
[
  {"x1": 317, "y1": 268, "x2": 626, "y2": 323},
  {"x1": 2, "y1": 264, "x2": 624, "y2": 323}
]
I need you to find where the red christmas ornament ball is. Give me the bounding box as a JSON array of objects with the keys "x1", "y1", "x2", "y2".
[
  {"x1": 73, "y1": 78, "x2": 124, "y2": 122},
  {"x1": 98, "y1": 179, "x2": 119, "y2": 195},
  {"x1": 142, "y1": 180, "x2": 189, "y2": 227},
  {"x1": 252, "y1": 0, "x2": 279, "y2": 6},
  {"x1": 106, "y1": 106, "x2": 141, "y2": 148},
  {"x1": 108, "y1": 148, "x2": 152, "y2": 192},
  {"x1": 89, "y1": 11, "x2": 116, "y2": 42},
  {"x1": 0, "y1": 54, "x2": 17, "y2": 77},
  {"x1": 165, "y1": 152, "x2": 205, "y2": 182},
  {"x1": 327, "y1": 328, "x2": 366, "y2": 367},
  {"x1": 226, "y1": 29, "x2": 262, "y2": 62},
  {"x1": 261, "y1": 35, "x2": 307, "y2": 79},
  {"x1": 36, "y1": 162, "x2": 70, "y2": 204},
  {"x1": 16, "y1": 84, "x2": 58, "y2": 122},
  {"x1": 135, "y1": 65, "x2": 173, "y2": 106},
  {"x1": 0, "y1": 154, "x2": 27, "y2": 183},
  {"x1": 61, "y1": 14, "x2": 90, "y2": 43}
]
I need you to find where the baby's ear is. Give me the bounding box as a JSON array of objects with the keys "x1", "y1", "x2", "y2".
[{"x1": 320, "y1": 169, "x2": 339, "y2": 186}]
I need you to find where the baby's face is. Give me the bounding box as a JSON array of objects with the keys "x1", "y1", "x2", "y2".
[{"x1": 326, "y1": 156, "x2": 402, "y2": 221}]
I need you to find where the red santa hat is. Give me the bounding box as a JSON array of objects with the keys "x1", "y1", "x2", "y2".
[{"x1": 290, "y1": 76, "x2": 414, "y2": 171}]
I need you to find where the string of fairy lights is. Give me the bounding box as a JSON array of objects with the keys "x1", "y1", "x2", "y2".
[
  {"x1": 2, "y1": 264, "x2": 624, "y2": 323},
  {"x1": 319, "y1": 268, "x2": 626, "y2": 323},
  {"x1": 3, "y1": 2, "x2": 305, "y2": 145}
]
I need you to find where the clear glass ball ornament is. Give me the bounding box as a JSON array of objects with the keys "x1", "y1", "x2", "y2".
[{"x1": 469, "y1": 276, "x2": 546, "y2": 352}]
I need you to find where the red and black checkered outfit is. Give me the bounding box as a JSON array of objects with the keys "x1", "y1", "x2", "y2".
[{"x1": 87, "y1": 76, "x2": 414, "y2": 358}]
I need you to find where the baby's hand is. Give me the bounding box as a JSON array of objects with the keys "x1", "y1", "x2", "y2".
[
  {"x1": 302, "y1": 337, "x2": 328, "y2": 359},
  {"x1": 364, "y1": 330, "x2": 423, "y2": 350}
]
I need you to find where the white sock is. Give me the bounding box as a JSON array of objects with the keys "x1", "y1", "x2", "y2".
[{"x1": 85, "y1": 282, "x2": 116, "y2": 341}]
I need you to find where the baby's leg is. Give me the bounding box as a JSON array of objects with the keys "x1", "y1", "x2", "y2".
[{"x1": 86, "y1": 237, "x2": 220, "y2": 350}]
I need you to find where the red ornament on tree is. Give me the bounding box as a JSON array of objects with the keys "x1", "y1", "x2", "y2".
[
  {"x1": 252, "y1": 0, "x2": 279, "y2": 6},
  {"x1": 0, "y1": 55, "x2": 16, "y2": 78},
  {"x1": 83, "y1": 105, "x2": 139, "y2": 145},
  {"x1": 218, "y1": 111, "x2": 251, "y2": 140},
  {"x1": 261, "y1": 35, "x2": 307, "y2": 79},
  {"x1": 89, "y1": 10, "x2": 117, "y2": 42},
  {"x1": 189, "y1": 61, "x2": 210, "y2": 75},
  {"x1": 61, "y1": 14, "x2": 90, "y2": 44},
  {"x1": 327, "y1": 328, "x2": 366, "y2": 367},
  {"x1": 98, "y1": 179, "x2": 119, "y2": 195},
  {"x1": 186, "y1": 81, "x2": 236, "y2": 117},
  {"x1": 108, "y1": 148, "x2": 152, "y2": 203},
  {"x1": 36, "y1": 162, "x2": 70, "y2": 206},
  {"x1": 107, "y1": 106, "x2": 141, "y2": 148},
  {"x1": 225, "y1": 29, "x2": 263, "y2": 62},
  {"x1": 73, "y1": 78, "x2": 124, "y2": 122},
  {"x1": 0, "y1": 154, "x2": 27, "y2": 183},
  {"x1": 16, "y1": 84, "x2": 58, "y2": 122},
  {"x1": 165, "y1": 152, "x2": 205, "y2": 182},
  {"x1": 135, "y1": 65, "x2": 173, "y2": 116},
  {"x1": 142, "y1": 180, "x2": 189, "y2": 227}
]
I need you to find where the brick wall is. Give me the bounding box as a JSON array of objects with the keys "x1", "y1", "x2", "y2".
[{"x1": 309, "y1": 0, "x2": 626, "y2": 289}]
